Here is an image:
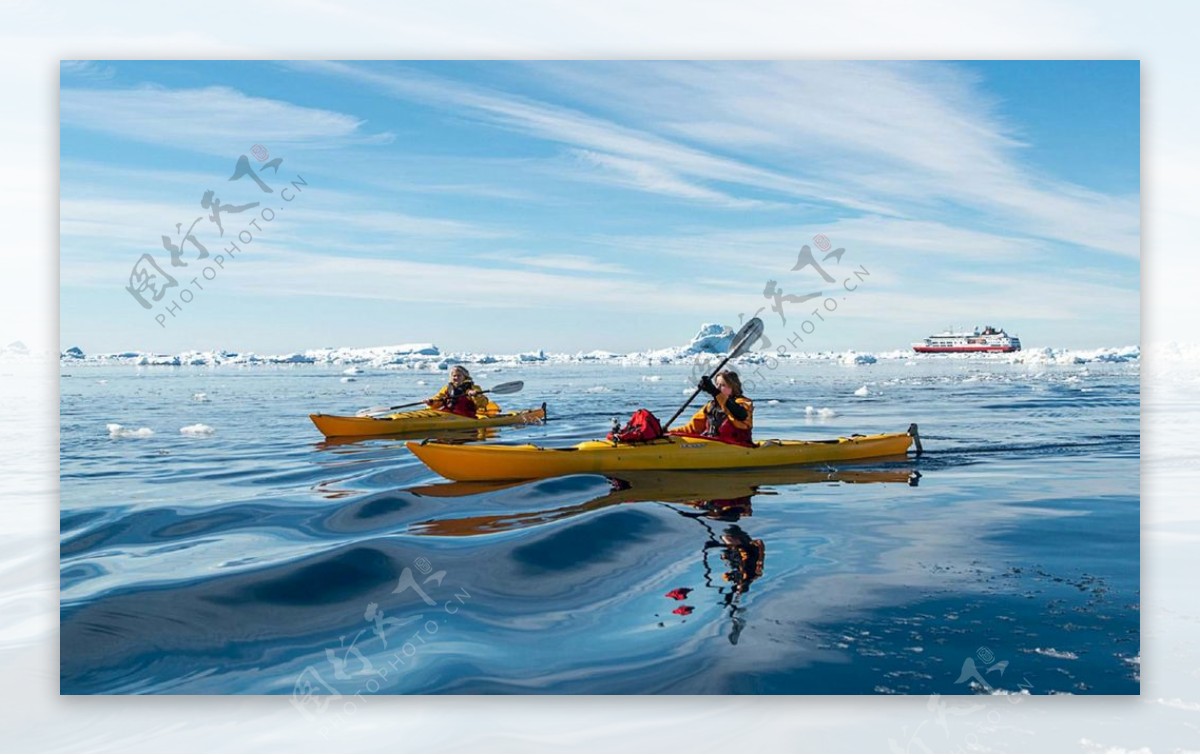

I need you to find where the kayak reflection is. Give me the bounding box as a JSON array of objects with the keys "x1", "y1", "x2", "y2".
[
  {"x1": 315, "y1": 426, "x2": 500, "y2": 450},
  {"x1": 406, "y1": 465, "x2": 919, "y2": 537}
]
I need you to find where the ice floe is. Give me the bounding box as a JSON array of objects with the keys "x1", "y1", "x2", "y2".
[
  {"x1": 107, "y1": 423, "x2": 153, "y2": 438},
  {"x1": 805, "y1": 406, "x2": 838, "y2": 418}
]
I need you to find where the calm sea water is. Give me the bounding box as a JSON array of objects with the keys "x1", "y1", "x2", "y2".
[{"x1": 59, "y1": 358, "x2": 1139, "y2": 695}]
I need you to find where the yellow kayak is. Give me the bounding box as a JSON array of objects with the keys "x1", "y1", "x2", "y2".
[
  {"x1": 406, "y1": 424, "x2": 920, "y2": 481},
  {"x1": 310, "y1": 402, "x2": 546, "y2": 439}
]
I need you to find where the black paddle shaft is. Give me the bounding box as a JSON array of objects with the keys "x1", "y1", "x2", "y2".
[{"x1": 368, "y1": 380, "x2": 524, "y2": 415}]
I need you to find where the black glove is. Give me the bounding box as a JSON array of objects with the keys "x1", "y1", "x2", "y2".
[{"x1": 698, "y1": 375, "x2": 719, "y2": 396}]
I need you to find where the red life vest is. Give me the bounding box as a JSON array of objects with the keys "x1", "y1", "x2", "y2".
[
  {"x1": 703, "y1": 398, "x2": 753, "y2": 446},
  {"x1": 440, "y1": 382, "x2": 479, "y2": 417},
  {"x1": 669, "y1": 400, "x2": 754, "y2": 446}
]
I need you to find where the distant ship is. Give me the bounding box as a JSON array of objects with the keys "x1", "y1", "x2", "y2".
[{"x1": 912, "y1": 325, "x2": 1022, "y2": 354}]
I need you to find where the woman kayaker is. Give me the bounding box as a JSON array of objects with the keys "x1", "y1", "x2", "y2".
[
  {"x1": 670, "y1": 370, "x2": 754, "y2": 445},
  {"x1": 427, "y1": 366, "x2": 490, "y2": 418}
]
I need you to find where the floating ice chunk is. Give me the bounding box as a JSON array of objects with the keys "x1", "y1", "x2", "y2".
[
  {"x1": 340, "y1": 376, "x2": 357, "y2": 383},
  {"x1": 107, "y1": 423, "x2": 153, "y2": 438},
  {"x1": 180, "y1": 423, "x2": 215, "y2": 436},
  {"x1": 1029, "y1": 647, "x2": 1079, "y2": 660},
  {"x1": 343, "y1": 366, "x2": 363, "y2": 375},
  {"x1": 192, "y1": 392, "x2": 209, "y2": 402},
  {"x1": 804, "y1": 406, "x2": 838, "y2": 418},
  {"x1": 416, "y1": 379, "x2": 427, "y2": 386},
  {"x1": 642, "y1": 375, "x2": 662, "y2": 382},
  {"x1": 842, "y1": 351, "x2": 877, "y2": 365},
  {"x1": 577, "y1": 350, "x2": 623, "y2": 360},
  {"x1": 135, "y1": 354, "x2": 182, "y2": 366},
  {"x1": 585, "y1": 386, "x2": 612, "y2": 393},
  {"x1": 854, "y1": 385, "x2": 869, "y2": 397}
]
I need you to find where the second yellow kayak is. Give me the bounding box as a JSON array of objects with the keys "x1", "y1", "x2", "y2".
[
  {"x1": 311, "y1": 403, "x2": 546, "y2": 438},
  {"x1": 407, "y1": 425, "x2": 919, "y2": 481}
]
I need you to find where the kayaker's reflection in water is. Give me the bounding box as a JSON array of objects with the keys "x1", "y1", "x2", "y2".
[
  {"x1": 686, "y1": 497, "x2": 764, "y2": 645},
  {"x1": 426, "y1": 365, "x2": 490, "y2": 418},
  {"x1": 613, "y1": 476, "x2": 764, "y2": 645}
]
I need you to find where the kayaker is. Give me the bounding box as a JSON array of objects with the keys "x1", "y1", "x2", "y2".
[
  {"x1": 670, "y1": 370, "x2": 754, "y2": 445},
  {"x1": 427, "y1": 366, "x2": 490, "y2": 418}
]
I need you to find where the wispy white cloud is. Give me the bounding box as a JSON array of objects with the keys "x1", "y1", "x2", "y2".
[
  {"x1": 476, "y1": 252, "x2": 630, "y2": 275},
  {"x1": 59, "y1": 193, "x2": 514, "y2": 267},
  {"x1": 533, "y1": 61, "x2": 1140, "y2": 258},
  {"x1": 293, "y1": 61, "x2": 897, "y2": 215},
  {"x1": 245, "y1": 249, "x2": 747, "y2": 315},
  {"x1": 570, "y1": 150, "x2": 781, "y2": 209},
  {"x1": 305, "y1": 61, "x2": 1137, "y2": 259},
  {"x1": 60, "y1": 85, "x2": 392, "y2": 155},
  {"x1": 584, "y1": 216, "x2": 1055, "y2": 280}
]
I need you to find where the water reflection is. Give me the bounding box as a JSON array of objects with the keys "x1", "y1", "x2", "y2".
[
  {"x1": 664, "y1": 498, "x2": 765, "y2": 645},
  {"x1": 407, "y1": 466, "x2": 918, "y2": 536},
  {"x1": 315, "y1": 426, "x2": 500, "y2": 450},
  {"x1": 408, "y1": 465, "x2": 919, "y2": 645}
]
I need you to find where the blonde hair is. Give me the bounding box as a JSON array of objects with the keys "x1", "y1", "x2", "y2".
[{"x1": 451, "y1": 365, "x2": 471, "y2": 379}]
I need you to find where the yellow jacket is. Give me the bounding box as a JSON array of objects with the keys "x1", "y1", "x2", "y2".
[{"x1": 428, "y1": 381, "x2": 490, "y2": 415}]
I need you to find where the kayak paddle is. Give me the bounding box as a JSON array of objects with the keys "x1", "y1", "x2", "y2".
[
  {"x1": 357, "y1": 380, "x2": 525, "y2": 417},
  {"x1": 663, "y1": 317, "x2": 764, "y2": 430}
]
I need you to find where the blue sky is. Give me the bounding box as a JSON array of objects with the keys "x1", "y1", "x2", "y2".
[{"x1": 59, "y1": 61, "x2": 1139, "y2": 354}]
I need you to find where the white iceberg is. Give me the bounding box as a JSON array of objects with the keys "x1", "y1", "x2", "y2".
[{"x1": 685, "y1": 323, "x2": 736, "y2": 355}]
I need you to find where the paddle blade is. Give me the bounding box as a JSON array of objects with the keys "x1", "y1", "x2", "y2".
[
  {"x1": 487, "y1": 380, "x2": 524, "y2": 395},
  {"x1": 728, "y1": 317, "x2": 765, "y2": 359},
  {"x1": 356, "y1": 406, "x2": 392, "y2": 417}
]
